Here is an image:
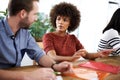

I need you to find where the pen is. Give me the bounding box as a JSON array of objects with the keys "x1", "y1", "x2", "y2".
[{"x1": 54, "y1": 72, "x2": 61, "y2": 75}]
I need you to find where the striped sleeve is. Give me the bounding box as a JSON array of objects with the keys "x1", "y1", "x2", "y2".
[{"x1": 97, "y1": 29, "x2": 120, "y2": 56}]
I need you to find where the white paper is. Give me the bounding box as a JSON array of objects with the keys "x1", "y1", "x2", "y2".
[{"x1": 56, "y1": 76, "x2": 63, "y2": 80}]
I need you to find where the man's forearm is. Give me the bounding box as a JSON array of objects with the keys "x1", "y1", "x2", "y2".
[{"x1": 38, "y1": 55, "x2": 56, "y2": 67}]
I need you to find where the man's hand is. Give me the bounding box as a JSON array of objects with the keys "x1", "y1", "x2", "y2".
[{"x1": 25, "y1": 68, "x2": 56, "y2": 80}]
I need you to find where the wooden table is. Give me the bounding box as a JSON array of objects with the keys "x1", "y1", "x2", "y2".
[
  {"x1": 7, "y1": 65, "x2": 82, "y2": 80},
  {"x1": 7, "y1": 56, "x2": 120, "y2": 80},
  {"x1": 95, "y1": 56, "x2": 120, "y2": 80}
]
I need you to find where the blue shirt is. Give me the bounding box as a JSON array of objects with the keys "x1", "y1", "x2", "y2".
[{"x1": 0, "y1": 18, "x2": 45, "y2": 69}]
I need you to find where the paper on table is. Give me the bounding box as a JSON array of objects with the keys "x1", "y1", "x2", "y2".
[
  {"x1": 72, "y1": 67, "x2": 98, "y2": 80},
  {"x1": 63, "y1": 67, "x2": 98, "y2": 80},
  {"x1": 56, "y1": 76, "x2": 63, "y2": 80},
  {"x1": 79, "y1": 61, "x2": 120, "y2": 74}
]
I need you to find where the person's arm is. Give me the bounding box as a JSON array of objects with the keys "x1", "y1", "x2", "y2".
[
  {"x1": 38, "y1": 54, "x2": 56, "y2": 67},
  {"x1": 47, "y1": 50, "x2": 81, "y2": 62},
  {"x1": 85, "y1": 52, "x2": 100, "y2": 59},
  {"x1": 38, "y1": 54, "x2": 72, "y2": 72},
  {"x1": 0, "y1": 68, "x2": 56, "y2": 80},
  {"x1": 76, "y1": 49, "x2": 114, "y2": 60}
]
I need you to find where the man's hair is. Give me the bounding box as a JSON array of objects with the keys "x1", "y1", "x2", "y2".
[
  {"x1": 8, "y1": 0, "x2": 39, "y2": 16},
  {"x1": 50, "y1": 2, "x2": 80, "y2": 32}
]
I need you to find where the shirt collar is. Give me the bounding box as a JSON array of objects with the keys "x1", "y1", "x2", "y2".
[{"x1": 2, "y1": 18, "x2": 14, "y2": 37}]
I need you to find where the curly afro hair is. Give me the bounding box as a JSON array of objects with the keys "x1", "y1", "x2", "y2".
[{"x1": 50, "y1": 2, "x2": 80, "y2": 33}]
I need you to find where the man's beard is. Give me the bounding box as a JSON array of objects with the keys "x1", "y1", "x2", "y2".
[{"x1": 18, "y1": 16, "x2": 30, "y2": 29}]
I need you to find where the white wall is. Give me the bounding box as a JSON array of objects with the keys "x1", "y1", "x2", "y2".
[
  {"x1": 21, "y1": 53, "x2": 33, "y2": 66},
  {"x1": 0, "y1": 0, "x2": 9, "y2": 11},
  {"x1": 78, "y1": 0, "x2": 108, "y2": 52},
  {"x1": 78, "y1": 0, "x2": 119, "y2": 52}
]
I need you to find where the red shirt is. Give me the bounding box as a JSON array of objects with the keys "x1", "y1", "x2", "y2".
[{"x1": 43, "y1": 33, "x2": 84, "y2": 56}]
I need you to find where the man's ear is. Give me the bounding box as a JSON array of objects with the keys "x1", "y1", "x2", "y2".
[{"x1": 19, "y1": 9, "x2": 27, "y2": 18}]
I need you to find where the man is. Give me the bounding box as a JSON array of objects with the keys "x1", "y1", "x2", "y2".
[{"x1": 0, "y1": 0, "x2": 71, "y2": 80}]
